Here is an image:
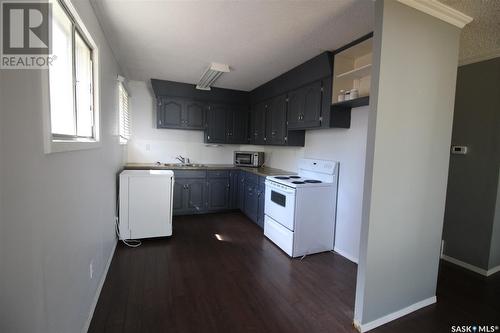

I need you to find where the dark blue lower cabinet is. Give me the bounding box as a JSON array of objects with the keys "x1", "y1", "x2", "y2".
[
  {"x1": 244, "y1": 182, "x2": 259, "y2": 223},
  {"x1": 185, "y1": 180, "x2": 207, "y2": 213},
  {"x1": 173, "y1": 178, "x2": 207, "y2": 215},
  {"x1": 256, "y1": 180, "x2": 265, "y2": 228},
  {"x1": 229, "y1": 170, "x2": 239, "y2": 209},
  {"x1": 207, "y1": 178, "x2": 230, "y2": 211},
  {"x1": 237, "y1": 172, "x2": 246, "y2": 211},
  {"x1": 172, "y1": 170, "x2": 266, "y2": 229}
]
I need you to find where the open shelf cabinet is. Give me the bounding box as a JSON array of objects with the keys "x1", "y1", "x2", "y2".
[{"x1": 332, "y1": 33, "x2": 373, "y2": 110}]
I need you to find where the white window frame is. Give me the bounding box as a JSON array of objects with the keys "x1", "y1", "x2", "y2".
[
  {"x1": 118, "y1": 76, "x2": 131, "y2": 145},
  {"x1": 42, "y1": 0, "x2": 100, "y2": 154}
]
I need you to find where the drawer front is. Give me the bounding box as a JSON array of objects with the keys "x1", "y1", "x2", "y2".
[
  {"x1": 264, "y1": 215, "x2": 293, "y2": 257},
  {"x1": 207, "y1": 170, "x2": 230, "y2": 179},
  {"x1": 173, "y1": 170, "x2": 207, "y2": 179}
]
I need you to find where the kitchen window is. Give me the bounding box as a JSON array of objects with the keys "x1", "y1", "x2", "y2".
[
  {"x1": 118, "y1": 80, "x2": 131, "y2": 144},
  {"x1": 45, "y1": 0, "x2": 99, "y2": 153}
]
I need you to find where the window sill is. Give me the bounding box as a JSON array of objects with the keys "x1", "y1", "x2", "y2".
[{"x1": 45, "y1": 139, "x2": 101, "y2": 154}]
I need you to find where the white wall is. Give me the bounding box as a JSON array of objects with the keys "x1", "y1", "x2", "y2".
[
  {"x1": 0, "y1": 0, "x2": 125, "y2": 332},
  {"x1": 248, "y1": 107, "x2": 370, "y2": 263},
  {"x1": 354, "y1": 0, "x2": 461, "y2": 329},
  {"x1": 127, "y1": 81, "x2": 237, "y2": 164}
]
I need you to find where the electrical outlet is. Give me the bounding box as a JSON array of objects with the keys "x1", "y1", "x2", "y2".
[{"x1": 89, "y1": 260, "x2": 94, "y2": 280}]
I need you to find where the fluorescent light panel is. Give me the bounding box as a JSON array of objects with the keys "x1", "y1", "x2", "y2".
[{"x1": 196, "y1": 62, "x2": 230, "y2": 90}]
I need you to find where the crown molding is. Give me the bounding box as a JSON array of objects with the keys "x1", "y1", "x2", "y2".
[{"x1": 397, "y1": 0, "x2": 473, "y2": 29}]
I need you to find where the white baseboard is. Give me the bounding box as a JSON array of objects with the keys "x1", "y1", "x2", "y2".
[
  {"x1": 333, "y1": 247, "x2": 358, "y2": 264},
  {"x1": 82, "y1": 240, "x2": 117, "y2": 333},
  {"x1": 353, "y1": 296, "x2": 436, "y2": 332},
  {"x1": 488, "y1": 265, "x2": 500, "y2": 276},
  {"x1": 441, "y1": 254, "x2": 500, "y2": 277}
]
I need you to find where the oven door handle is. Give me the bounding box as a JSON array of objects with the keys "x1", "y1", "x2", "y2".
[{"x1": 265, "y1": 182, "x2": 296, "y2": 195}]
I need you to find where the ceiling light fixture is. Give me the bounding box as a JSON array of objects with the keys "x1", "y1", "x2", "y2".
[{"x1": 196, "y1": 62, "x2": 230, "y2": 90}]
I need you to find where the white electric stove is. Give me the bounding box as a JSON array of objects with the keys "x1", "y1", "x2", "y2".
[{"x1": 264, "y1": 159, "x2": 339, "y2": 258}]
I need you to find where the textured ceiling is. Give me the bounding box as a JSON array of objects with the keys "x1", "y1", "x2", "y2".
[
  {"x1": 440, "y1": 0, "x2": 500, "y2": 64},
  {"x1": 91, "y1": 0, "x2": 374, "y2": 91}
]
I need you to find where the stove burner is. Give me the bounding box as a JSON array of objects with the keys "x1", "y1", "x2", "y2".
[
  {"x1": 292, "y1": 181, "x2": 305, "y2": 184},
  {"x1": 275, "y1": 176, "x2": 290, "y2": 180},
  {"x1": 304, "y1": 180, "x2": 322, "y2": 183},
  {"x1": 289, "y1": 176, "x2": 301, "y2": 179}
]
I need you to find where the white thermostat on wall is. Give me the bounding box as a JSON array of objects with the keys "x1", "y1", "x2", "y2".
[{"x1": 451, "y1": 145, "x2": 468, "y2": 155}]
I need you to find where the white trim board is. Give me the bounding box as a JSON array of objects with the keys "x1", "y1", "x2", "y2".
[
  {"x1": 397, "y1": 0, "x2": 472, "y2": 28},
  {"x1": 82, "y1": 240, "x2": 117, "y2": 333},
  {"x1": 334, "y1": 247, "x2": 358, "y2": 264},
  {"x1": 353, "y1": 296, "x2": 437, "y2": 333},
  {"x1": 441, "y1": 254, "x2": 500, "y2": 277}
]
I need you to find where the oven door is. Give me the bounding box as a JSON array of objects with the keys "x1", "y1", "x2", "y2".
[
  {"x1": 234, "y1": 152, "x2": 253, "y2": 166},
  {"x1": 264, "y1": 181, "x2": 296, "y2": 231}
]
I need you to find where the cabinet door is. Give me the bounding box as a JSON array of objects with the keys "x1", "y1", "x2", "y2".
[
  {"x1": 173, "y1": 180, "x2": 185, "y2": 214},
  {"x1": 229, "y1": 170, "x2": 239, "y2": 209},
  {"x1": 185, "y1": 100, "x2": 205, "y2": 129},
  {"x1": 238, "y1": 173, "x2": 246, "y2": 210},
  {"x1": 302, "y1": 81, "x2": 322, "y2": 127},
  {"x1": 157, "y1": 97, "x2": 184, "y2": 128},
  {"x1": 287, "y1": 89, "x2": 302, "y2": 129},
  {"x1": 251, "y1": 102, "x2": 267, "y2": 145},
  {"x1": 186, "y1": 180, "x2": 206, "y2": 213},
  {"x1": 266, "y1": 94, "x2": 287, "y2": 145},
  {"x1": 207, "y1": 178, "x2": 229, "y2": 210},
  {"x1": 206, "y1": 104, "x2": 227, "y2": 143},
  {"x1": 227, "y1": 105, "x2": 248, "y2": 144},
  {"x1": 287, "y1": 81, "x2": 322, "y2": 129},
  {"x1": 244, "y1": 183, "x2": 259, "y2": 223},
  {"x1": 256, "y1": 181, "x2": 265, "y2": 229}
]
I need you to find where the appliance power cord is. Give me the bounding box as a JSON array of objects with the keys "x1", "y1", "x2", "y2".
[{"x1": 116, "y1": 192, "x2": 142, "y2": 248}]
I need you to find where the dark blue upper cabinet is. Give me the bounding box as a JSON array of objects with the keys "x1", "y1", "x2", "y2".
[
  {"x1": 157, "y1": 97, "x2": 183, "y2": 128},
  {"x1": 265, "y1": 94, "x2": 287, "y2": 145},
  {"x1": 157, "y1": 97, "x2": 206, "y2": 130},
  {"x1": 287, "y1": 81, "x2": 322, "y2": 130},
  {"x1": 226, "y1": 105, "x2": 248, "y2": 144},
  {"x1": 205, "y1": 104, "x2": 227, "y2": 143},
  {"x1": 152, "y1": 48, "x2": 357, "y2": 140},
  {"x1": 250, "y1": 102, "x2": 267, "y2": 145},
  {"x1": 185, "y1": 100, "x2": 206, "y2": 129}
]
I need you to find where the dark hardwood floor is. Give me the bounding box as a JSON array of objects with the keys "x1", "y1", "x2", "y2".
[{"x1": 89, "y1": 212, "x2": 500, "y2": 333}]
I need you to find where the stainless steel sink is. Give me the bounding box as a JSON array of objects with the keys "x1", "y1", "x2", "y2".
[{"x1": 162, "y1": 163, "x2": 206, "y2": 168}]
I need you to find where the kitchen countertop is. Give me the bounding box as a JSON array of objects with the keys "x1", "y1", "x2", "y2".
[{"x1": 124, "y1": 163, "x2": 295, "y2": 177}]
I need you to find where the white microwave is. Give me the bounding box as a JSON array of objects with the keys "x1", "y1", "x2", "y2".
[{"x1": 234, "y1": 151, "x2": 264, "y2": 168}]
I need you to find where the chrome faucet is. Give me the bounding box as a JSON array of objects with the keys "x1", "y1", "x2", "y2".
[{"x1": 175, "y1": 155, "x2": 190, "y2": 164}]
